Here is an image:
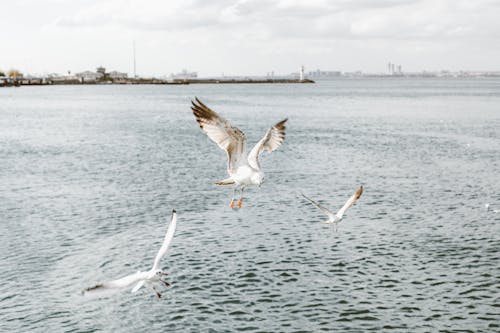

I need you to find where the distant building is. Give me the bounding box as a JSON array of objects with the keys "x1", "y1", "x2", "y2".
[
  {"x1": 387, "y1": 62, "x2": 404, "y2": 76},
  {"x1": 0, "y1": 76, "x2": 13, "y2": 85},
  {"x1": 266, "y1": 71, "x2": 275, "y2": 78},
  {"x1": 343, "y1": 71, "x2": 363, "y2": 77},
  {"x1": 170, "y1": 69, "x2": 197, "y2": 80},
  {"x1": 76, "y1": 70, "x2": 103, "y2": 82},
  {"x1": 308, "y1": 69, "x2": 341, "y2": 78},
  {"x1": 47, "y1": 73, "x2": 80, "y2": 84},
  {"x1": 108, "y1": 71, "x2": 128, "y2": 80}
]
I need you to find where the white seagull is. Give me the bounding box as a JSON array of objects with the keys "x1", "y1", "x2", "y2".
[
  {"x1": 82, "y1": 210, "x2": 177, "y2": 298},
  {"x1": 301, "y1": 186, "x2": 363, "y2": 228},
  {"x1": 191, "y1": 97, "x2": 287, "y2": 208},
  {"x1": 485, "y1": 204, "x2": 500, "y2": 213}
]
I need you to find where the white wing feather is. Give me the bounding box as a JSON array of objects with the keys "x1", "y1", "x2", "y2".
[
  {"x1": 248, "y1": 119, "x2": 287, "y2": 170},
  {"x1": 335, "y1": 186, "x2": 363, "y2": 220},
  {"x1": 131, "y1": 280, "x2": 146, "y2": 293},
  {"x1": 82, "y1": 271, "x2": 147, "y2": 296},
  {"x1": 301, "y1": 193, "x2": 335, "y2": 220},
  {"x1": 152, "y1": 210, "x2": 177, "y2": 270},
  {"x1": 191, "y1": 98, "x2": 247, "y2": 174}
]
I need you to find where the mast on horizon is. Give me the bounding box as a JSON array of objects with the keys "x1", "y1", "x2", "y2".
[{"x1": 133, "y1": 41, "x2": 137, "y2": 78}]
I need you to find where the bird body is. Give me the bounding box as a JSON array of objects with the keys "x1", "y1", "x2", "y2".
[
  {"x1": 191, "y1": 98, "x2": 287, "y2": 208},
  {"x1": 83, "y1": 210, "x2": 177, "y2": 298},
  {"x1": 231, "y1": 165, "x2": 263, "y2": 186}
]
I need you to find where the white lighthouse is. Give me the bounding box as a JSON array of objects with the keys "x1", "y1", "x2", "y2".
[{"x1": 299, "y1": 65, "x2": 305, "y2": 81}]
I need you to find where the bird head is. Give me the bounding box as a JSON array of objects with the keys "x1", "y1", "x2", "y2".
[{"x1": 149, "y1": 269, "x2": 166, "y2": 280}]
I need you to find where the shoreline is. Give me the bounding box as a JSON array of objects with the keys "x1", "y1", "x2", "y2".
[{"x1": 0, "y1": 78, "x2": 315, "y2": 87}]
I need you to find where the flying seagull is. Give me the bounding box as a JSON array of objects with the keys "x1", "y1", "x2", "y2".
[
  {"x1": 191, "y1": 97, "x2": 287, "y2": 208},
  {"x1": 301, "y1": 186, "x2": 363, "y2": 228},
  {"x1": 82, "y1": 210, "x2": 177, "y2": 298},
  {"x1": 485, "y1": 203, "x2": 500, "y2": 213}
]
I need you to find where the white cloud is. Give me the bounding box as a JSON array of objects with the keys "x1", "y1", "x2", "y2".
[
  {"x1": 1, "y1": 0, "x2": 499, "y2": 75},
  {"x1": 51, "y1": 0, "x2": 500, "y2": 40}
]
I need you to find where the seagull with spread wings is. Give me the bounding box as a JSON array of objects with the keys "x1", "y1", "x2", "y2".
[
  {"x1": 301, "y1": 186, "x2": 363, "y2": 228},
  {"x1": 191, "y1": 97, "x2": 287, "y2": 208},
  {"x1": 82, "y1": 210, "x2": 177, "y2": 298}
]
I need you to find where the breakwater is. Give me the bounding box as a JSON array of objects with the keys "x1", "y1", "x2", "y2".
[{"x1": 1, "y1": 78, "x2": 314, "y2": 87}]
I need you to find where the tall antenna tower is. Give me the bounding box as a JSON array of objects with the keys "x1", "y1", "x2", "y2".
[{"x1": 133, "y1": 41, "x2": 137, "y2": 78}]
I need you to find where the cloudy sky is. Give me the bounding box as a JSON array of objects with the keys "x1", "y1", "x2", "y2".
[{"x1": 1, "y1": 0, "x2": 499, "y2": 76}]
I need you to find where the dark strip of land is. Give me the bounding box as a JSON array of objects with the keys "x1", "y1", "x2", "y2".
[{"x1": 1, "y1": 78, "x2": 314, "y2": 87}]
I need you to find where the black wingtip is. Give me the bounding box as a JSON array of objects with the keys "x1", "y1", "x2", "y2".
[
  {"x1": 276, "y1": 118, "x2": 288, "y2": 128},
  {"x1": 191, "y1": 97, "x2": 200, "y2": 107},
  {"x1": 172, "y1": 209, "x2": 176, "y2": 214}
]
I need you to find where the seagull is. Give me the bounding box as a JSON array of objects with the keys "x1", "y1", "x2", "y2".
[
  {"x1": 191, "y1": 97, "x2": 287, "y2": 208},
  {"x1": 485, "y1": 204, "x2": 500, "y2": 213},
  {"x1": 82, "y1": 210, "x2": 177, "y2": 298},
  {"x1": 301, "y1": 186, "x2": 363, "y2": 229}
]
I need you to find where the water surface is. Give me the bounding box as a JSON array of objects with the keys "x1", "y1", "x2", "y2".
[{"x1": 1, "y1": 78, "x2": 499, "y2": 332}]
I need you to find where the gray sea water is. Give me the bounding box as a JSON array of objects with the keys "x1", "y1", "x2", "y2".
[{"x1": 1, "y1": 78, "x2": 499, "y2": 332}]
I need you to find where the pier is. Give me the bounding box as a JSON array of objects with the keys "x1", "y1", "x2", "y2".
[{"x1": 1, "y1": 77, "x2": 314, "y2": 87}]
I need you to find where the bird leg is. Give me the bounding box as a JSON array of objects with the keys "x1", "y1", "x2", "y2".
[
  {"x1": 161, "y1": 279, "x2": 171, "y2": 287},
  {"x1": 237, "y1": 187, "x2": 245, "y2": 208},
  {"x1": 152, "y1": 286, "x2": 162, "y2": 298},
  {"x1": 230, "y1": 187, "x2": 237, "y2": 208}
]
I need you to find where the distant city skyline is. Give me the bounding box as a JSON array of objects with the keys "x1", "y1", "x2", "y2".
[{"x1": 1, "y1": 0, "x2": 499, "y2": 76}]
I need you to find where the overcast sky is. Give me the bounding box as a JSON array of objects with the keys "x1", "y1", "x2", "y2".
[{"x1": 1, "y1": 0, "x2": 499, "y2": 76}]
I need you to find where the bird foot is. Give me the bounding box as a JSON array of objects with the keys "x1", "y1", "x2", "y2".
[
  {"x1": 156, "y1": 291, "x2": 162, "y2": 298},
  {"x1": 230, "y1": 200, "x2": 235, "y2": 209},
  {"x1": 162, "y1": 280, "x2": 171, "y2": 287},
  {"x1": 237, "y1": 199, "x2": 243, "y2": 209}
]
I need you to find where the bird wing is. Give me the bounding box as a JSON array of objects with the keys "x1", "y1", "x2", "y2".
[
  {"x1": 335, "y1": 185, "x2": 363, "y2": 220},
  {"x1": 191, "y1": 97, "x2": 247, "y2": 174},
  {"x1": 152, "y1": 210, "x2": 177, "y2": 270},
  {"x1": 247, "y1": 119, "x2": 287, "y2": 170},
  {"x1": 301, "y1": 193, "x2": 335, "y2": 220},
  {"x1": 82, "y1": 271, "x2": 147, "y2": 297},
  {"x1": 131, "y1": 280, "x2": 146, "y2": 293}
]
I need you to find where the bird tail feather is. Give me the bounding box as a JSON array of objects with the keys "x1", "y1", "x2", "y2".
[{"x1": 215, "y1": 178, "x2": 235, "y2": 186}]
